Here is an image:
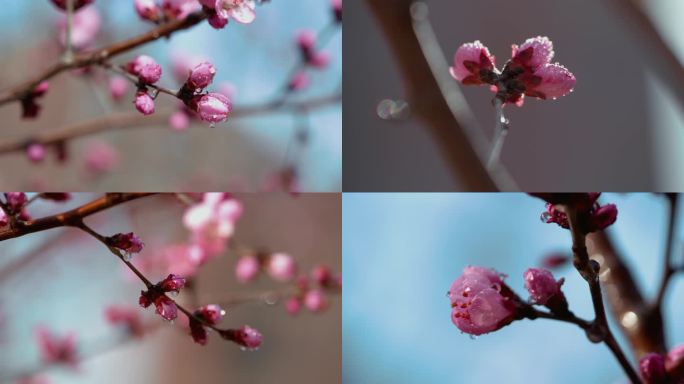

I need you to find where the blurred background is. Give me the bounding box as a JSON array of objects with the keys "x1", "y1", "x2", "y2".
[
  {"x1": 343, "y1": 193, "x2": 684, "y2": 383},
  {"x1": 0, "y1": 193, "x2": 341, "y2": 383},
  {"x1": 0, "y1": 0, "x2": 341, "y2": 191},
  {"x1": 343, "y1": 0, "x2": 684, "y2": 191}
]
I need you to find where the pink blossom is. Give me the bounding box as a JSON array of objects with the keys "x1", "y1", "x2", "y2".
[
  {"x1": 523, "y1": 268, "x2": 563, "y2": 305},
  {"x1": 105, "y1": 305, "x2": 144, "y2": 338},
  {"x1": 169, "y1": 110, "x2": 190, "y2": 131},
  {"x1": 235, "y1": 254, "x2": 260, "y2": 283},
  {"x1": 220, "y1": 325, "x2": 262, "y2": 349},
  {"x1": 448, "y1": 266, "x2": 520, "y2": 336},
  {"x1": 21, "y1": 82, "x2": 50, "y2": 119},
  {"x1": 191, "y1": 92, "x2": 232, "y2": 123},
  {"x1": 311, "y1": 265, "x2": 332, "y2": 286},
  {"x1": 109, "y1": 76, "x2": 129, "y2": 102},
  {"x1": 58, "y1": 6, "x2": 101, "y2": 50},
  {"x1": 196, "y1": 304, "x2": 225, "y2": 325},
  {"x1": 126, "y1": 55, "x2": 162, "y2": 85},
  {"x1": 640, "y1": 353, "x2": 667, "y2": 384},
  {"x1": 26, "y1": 143, "x2": 47, "y2": 163},
  {"x1": 304, "y1": 289, "x2": 329, "y2": 313},
  {"x1": 207, "y1": 12, "x2": 229, "y2": 29},
  {"x1": 83, "y1": 140, "x2": 120, "y2": 176},
  {"x1": 524, "y1": 63, "x2": 576, "y2": 100},
  {"x1": 266, "y1": 253, "x2": 298, "y2": 282},
  {"x1": 449, "y1": 41, "x2": 496, "y2": 85},
  {"x1": 50, "y1": 0, "x2": 94, "y2": 11},
  {"x1": 285, "y1": 297, "x2": 301, "y2": 316},
  {"x1": 134, "y1": 91, "x2": 155, "y2": 115},
  {"x1": 35, "y1": 326, "x2": 78, "y2": 367},
  {"x1": 201, "y1": 0, "x2": 257, "y2": 27},
  {"x1": 187, "y1": 61, "x2": 216, "y2": 90},
  {"x1": 134, "y1": 0, "x2": 160, "y2": 21},
  {"x1": 183, "y1": 193, "x2": 242, "y2": 256}
]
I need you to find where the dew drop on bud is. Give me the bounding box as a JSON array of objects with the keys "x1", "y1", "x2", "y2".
[
  {"x1": 540, "y1": 211, "x2": 551, "y2": 223},
  {"x1": 168, "y1": 291, "x2": 179, "y2": 297},
  {"x1": 123, "y1": 252, "x2": 133, "y2": 262}
]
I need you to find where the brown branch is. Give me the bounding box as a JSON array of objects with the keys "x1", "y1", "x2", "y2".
[
  {"x1": 0, "y1": 193, "x2": 155, "y2": 241},
  {"x1": 365, "y1": 0, "x2": 516, "y2": 191},
  {"x1": 0, "y1": 92, "x2": 341, "y2": 155},
  {"x1": 0, "y1": 11, "x2": 208, "y2": 107},
  {"x1": 566, "y1": 207, "x2": 642, "y2": 383}
]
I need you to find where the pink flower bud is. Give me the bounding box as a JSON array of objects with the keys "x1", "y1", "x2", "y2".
[
  {"x1": 666, "y1": 344, "x2": 684, "y2": 377},
  {"x1": 162, "y1": 0, "x2": 201, "y2": 20},
  {"x1": 108, "y1": 232, "x2": 144, "y2": 258},
  {"x1": 169, "y1": 110, "x2": 190, "y2": 131},
  {"x1": 266, "y1": 252, "x2": 297, "y2": 282},
  {"x1": 288, "y1": 71, "x2": 310, "y2": 91},
  {"x1": 332, "y1": 0, "x2": 342, "y2": 22},
  {"x1": 195, "y1": 304, "x2": 225, "y2": 325},
  {"x1": 134, "y1": 91, "x2": 155, "y2": 115},
  {"x1": 26, "y1": 143, "x2": 47, "y2": 163},
  {"x1": 4, "y1": 193, "x2": 27, "y2": 212},
  {"x1": 525, "y1": 63, "x2": 576, "y2": 100},
  {"x1": 640, "y1": 353, "x2": 667, "y2": 384},
  {"x1": 134, "y1": 0, "x2": 160, "y2": 21},
  {"x1": 297, "y1": 30, "x2": 316, "y2": 51},
  {"x1": 285, "y1": 297, "x2": 301, "y2": 316},
  {"x1": 304, "y1": 289, "x2": 329, "y2": 313},
  {"x1": 187, "y1": 61, "x2": 216, "y2": 90},
  {"x1": 58, "y1": 6, "x2": 101, "y2": 50},
  {"x1": 448, "y1": 266, "x2": 519, "y2": 336},
  {"x1": 50, "y1": 0, "x2": 94, "y2": 11},
  {"x1": 109, "y1": 76, "x2": 129, "y2": 102},
  {"x1": 511, "y1": 36, "x2": 555, "y2": 71},
  {"x1": 126, "y1": 55, "x2": 162, "y2": 84},
  {"x1": 208, "y1": 11, "x2": 229, "y2": 29},
  {"x1": 523, "y1": 268, "x2": 563, "y2": 305},
  {"x1": 220, "y1": 325, "x2": 262, "y2": 349},
  {"x1": 449, "y1": 41, "x2": 496, "y2": 85},
  {"x1": 159, "y1": 274, "x2": 186, "y2": 293},
  {"x1": 192, "y1": 92, "x2": 232, "y2": 123},
  {"x1": 311, "y1": 265, "x2": 332, "y2": 286},
  {"x1": 235, "y1": 254, "x2": 260, "y2": 283},
  {"x1": 83, "y1": 140, "x2": 120, "y2": 176}
]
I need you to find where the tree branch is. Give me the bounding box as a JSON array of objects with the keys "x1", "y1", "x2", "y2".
[
  {"x1": 0, "y1": 11, "x2": 208, "y2": 108},
  {"x1": 0, "y1": 193, "x2": 155, "y2": 242}
]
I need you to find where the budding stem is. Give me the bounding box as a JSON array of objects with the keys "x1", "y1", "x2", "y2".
[{"x1": 63, "y1": 0, "x2": 75, "y2": 64}]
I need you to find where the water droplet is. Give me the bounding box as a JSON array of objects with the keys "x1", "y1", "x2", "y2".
[
  {"x1": 168, "y1": 291, "x2": 179, "y2": 297},
  {"x1": 122, "y1": 252, "x2": 133, "y2": 262},
  {"x1": 149, "y1": 89, "x2": 160, "y2": 99},
  {"x1": 220, "y1": 310, "x2": 227, "y2": 316},
  {"x1": 209, "y1": 123, "x2": 216, "y2": 129},
  {"x1": 263, "y1": 292, "x2": 278, "y2": 305},
  {"x1": 376, "y1": 99, "x2": 411, "y2": 120},
  {"x1": 540, "y1": 211, "x2": 551, "y2": 223},
  {"x1": 445, "y1": 291, "x2": 451, "y2": 298},
  {"x1": 468, "y1": 334, "x2": 478, "y2": 340}
]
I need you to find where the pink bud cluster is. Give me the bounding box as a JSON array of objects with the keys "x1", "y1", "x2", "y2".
[
  {"x1": 176, "y1": 61, "x2": 233, "y2": 124},
  {"x1": 536, "y1": 193, "x2": 618, "y2": 233},
  {"x1": 133, "y1": 0, "x2": 201, "y2": 22},
  {"x1": 235, "y1": 252, "x2": 298, "y2": 283},
  {"x1": 0, "y1": 192, "x2": 31, "y2": 226},
  {"x1": 639, "y1": 345, "x2": 684, "y2": 383},
  {"x1": 450, "y1": 36, "x2": 576, "y2": 106},
  {"x1": 287, "y1": 265, "x2": 342, "y2": 315},
  {"x1": 138, "y1": 274, "x2": 186, "y2": 321},
  {"x1": 218, "y1": 325, "x2": 263, "y2": 350},
  {"x1": 108, "y1": 232, "x2": 145, "y2": 260},
  {"x1": 124, "y1": 55, "x2": 163, "y2": 116},
  {"x1": 34, "y1": 326, "x2": 78, "y2": 368},
  {"x1": 449, "y1": 266, "x2": 567, "y2": 335}
]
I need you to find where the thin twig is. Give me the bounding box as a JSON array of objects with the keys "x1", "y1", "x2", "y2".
[
  {"x1": 63, "y1": 0, "x2": 75, "y2": 64},
  {"x1": 566, "y1": 206, "x2": 642, "y2": 383},
  {"x1": 654, "y1": 194, "x2": 678, "y2": 308},
  {"x1": 486, "y1": 98, "x2": 509, "y2": 171}
]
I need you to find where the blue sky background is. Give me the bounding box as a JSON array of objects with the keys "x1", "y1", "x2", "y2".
[{"x1": 343, "y1": 193, "x2": 684, "y2": 383}]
